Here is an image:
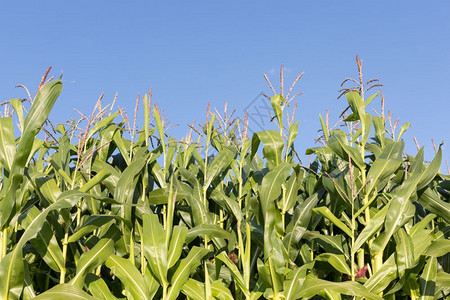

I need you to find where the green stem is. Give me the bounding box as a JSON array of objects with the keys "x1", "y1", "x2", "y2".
[
  {"x1": 351, "y1": 216, "x2": 355, "y2": 281},
  {"x1": 1, "y1": 228, "x2": 8, "y2": 260},
  {"x1": 129, "y1": 229, "x2": 135, "y2": 265},
  {"x1": 268, "y1": 257, "x2": 280, "y2": 298},
  {"x1": 60, "y1": 227, "x2": 69, "y2": 284},
  {"x1": 351, "y1": 186, "x2": 356, "y2": 281},
  {"x1": 281, "y1": 185, "x2": 286, "y2": 235},
  {"x1": 373, "y1": 253, "x2": 383, "y2": 274},
  {"x1": 162, "y1": 282, "x2": 168, "y2": 300},
  {"x1": 357, "y1": 249, "x2": 365, "y2": 268}
]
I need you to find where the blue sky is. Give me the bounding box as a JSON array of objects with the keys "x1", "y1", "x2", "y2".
[{"x1": 1, "y1": 1, "x2": 449, "y2": 165}]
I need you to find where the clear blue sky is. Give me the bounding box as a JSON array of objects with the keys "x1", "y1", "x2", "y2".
[{"x1": 1, "y1": 1, "x2": 449, "y2": 165}]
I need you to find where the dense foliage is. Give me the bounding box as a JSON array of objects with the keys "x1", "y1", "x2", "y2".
[{"x1": 0, "y1": 63, "x2": 449, "y2": 299}]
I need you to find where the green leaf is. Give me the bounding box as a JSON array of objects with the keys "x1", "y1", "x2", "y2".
[
  {"x1": 435, "y1": 271, "x2": 450, "y2": 299},
  {"x1": 260, "y1": 162, "x2": 291, "y2": 225},
  {"x1": 79, "y1": 169, "x2": 111, "y2": 193},
  {"x1": 0, "y1": 117, "x2": 16, "y2": 172},
  {"x1": 143, "y1": 213, "x2": 168, "y2": 285},
  {"x1": 396, "y1": 122, "x2": 410, "y2": 141},
  {"x1": 105, "y1": 255, "x2": 151, "y2": 300},
  {"x1": 345, "y1": 91, "x2": 365, "y2": 120},
  {"x1": 167, "y1": 246, "x2": 210, "y2": 300},
  {"x1": 204, "y1": 147, "x2": 234, "y2": 189},
  {"x1": 371, "y1": 175, "x2": 420, "y2": 255},
  {"x1": 296, "y1": 278, "x2": 383, "y2": 300},
  {"x1": 284, "y1": 192, "x2": 321, "y2": 261},
  {"x1": 20, "y1": 206, "x2": 64, "y2": 272},
  {"x1": 364, "y1": 254, "x2": 397, "y2": 294},
  {"x1": 68, "y1": 215, "x2": 116, "y2": 243},
  {"x1": 0, "y1": 191, "x2": 81, "y2": 300},
  {"x1": 33, "y1": 284, "x2": 99, "y2": 300},
  {"x1": 70, "y1": 238, "x2": 115, "y2": 287},
  {"x1": 286, "y1": 121, "x2": 300, "y2": 154},
  {"x1": 181, "y1": 279, "x2": 205, "y2": 300},
  {"x1": 0, "y1": 251, "x2": 23, "y2": 300},
  {"x1": 260, "y1": 163, "x2": 291, "y2": 268},
  {"x1": 185, "y1": 224, "x2": 232, "y2": 244},
  {"x1": 210, "y1": 189, "x2": 243, "y2": 221},
  {"x1": 418, "y1": 188, "x2": 450, "y2": 224},
  {"x1": 114, "y1": 153, "x2": 148, "y2": 205},
  {"x1": 167, "y1": 226, "x2": 188, "y2": 268},
  {"x1": 146, "y1": 187, "x2": 189, "y2": 206},
  {"x1": 394, "y1": 228, "x2": 415, "y2": 272},
  {"x1": 85, "y1": 111, "x2": 119, "y2": 143},
  {"x1": 371, "y1": 117, "x2": 385, "y2": 147},
  {"x1": 303, "y1": 231, "x2": 346, "y2": 256},
  {"x1": 316, "y1": 253, "x2": 351, "y2": 275},
  {"x1": 270, "y1": 95, "x2": 284, "y2": 129},
  {"x1": 284, "y1": 262, "x2": 314, "y2": 300},
  {"x1": 319, "y1": 114, "x2": 329, "y2": 143},
  {"x1": 416, "y1": 147, "x2": 442, "y2": 190},
  {"x1": 251, "y1": 130, "x2": 284, "y2": 168},
  {"x1": 353, "y1": 205, "x2": 388, "y2": 252},
  {"x1": 153, "y1": 104, "x2": 166, "y2": 155},
  {"x1": 313, "y1": 206, "x2": 352, "y2": 237},
  {"x1": 282, "y1": 172, "x2": 300, "y2": 213},
  {"x1": 216, "y1": 251, "x2": 250, "y2": 297},
  {"x1": 9, "y1": 99, "x2": 24, "y2": 132},
  {"x1": 365, "y1": 141, "x2": 404, "y2": 194},
  {"x1": 85, "y1": 274, "x2": 119, "y2": 300},
  {"x1": 365, "y1": 91, "x2": 379, "y2": 106},
  {"x1": 327, "y1": 132, "x2": 365, "y2": 170},
  {"x1": 419, "y1": 257, "x2": 437, "y2": 300},
  {"x1": 424, "y1": 239, "x2": 450, "y2": 257},
  {"x1": 1, "y1": 80, "x2": 62, "y2": 228},
  {"x1": 210, "y1": 280, "x2": 234, "y2": 300}
]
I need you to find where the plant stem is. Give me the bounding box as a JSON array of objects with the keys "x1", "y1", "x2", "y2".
[
  {"x1": 351, "y1": 216, "x2": 355, "y2": 281},
  {"x1": 60, "y1": 227, "x2": 69, "y2": 284},
  {"x1": 162, "y1": 282, "x2": 168, "y2": 300},
  {"x1": 1, "y1": 227, "x2": 8, "y2": 260},
  {"x1": 268, "y1": 257, "x2": 280, "y2": 298},
  {"x1": 357, "y1": 249, "x2": 365, "y2": 268},
  {"x1": 129, "y1": 229, "x2": 135, "y2": 265},
  {"x1": 373, "y1": 253, "x2": 383, "y2": 274}
]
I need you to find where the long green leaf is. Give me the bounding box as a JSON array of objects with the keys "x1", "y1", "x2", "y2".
[
  {"x1": 204, "y1": 147, "x2": 234, "y2": 188},
  {"x1": 85, "y1": 274, "x2": 119, "y2": 300},
  {"x1": 371, "y1": 176, "x2": 419, "y2": 255},
  {"x1": 313, "y1": 206, "x2": 352, "y2": 237},
  {"x1": 105, "y1": 255, "x2": 151, "y2": 300},
  {"x1": 167, "y1": 225, "x2": 188, "y2": 268},
  {"x1": 33, "y1": 284, "x2": 99, "y2": 300},
  {"x1": 185, "y1": 224, "x2": 232, "y2": 244},
  {"x1": 0, "y1": 190, "x2": 81, "y2": 300},
  {"x1": 316, "y1": 253, "x2": 351, "y2": 275},
  {"x1": 68, "y1": 215, "x2": 116, "y2": 243},
  {"x1": 216, "y1": 251, "x2": 250, "y2": 297},
  {"x1": 419, "y1": 257, "x2": 437, "y2": 300},
  {"x1": 143, "y1": 213, "x2": 168, "y2": 285},
  {"x1": 296, "y1": 278, "x2": 383, "y2": 300},
  {"x1": 284, "y1": 262, "x2": 314, "y2": 300},
  {"x1": 251, "y1": 130, "x2": 284, "y2": 168},
  {"x1": 70, "y1": 238, "x2": 115, "y2": 287},
  {"x1": 1, "y1": 80, "x2": 62, "y2": 228},
  {"x1": 20, "y1": 206, "x2": 64, "y2": 272},
  {"x1": 424, "y1": 239, "x2": 450, "y2": 257},
  {"x1": 0, "y1": 117, "x2": 16, "y2": 172},
  {"x1": 167, "y1": 246, "x2": 210, "y2": 300}
]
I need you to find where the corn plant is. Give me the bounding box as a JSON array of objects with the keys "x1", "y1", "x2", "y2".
[{"x1": 0, "y1": 61, "x2": 448, "y2": 300}]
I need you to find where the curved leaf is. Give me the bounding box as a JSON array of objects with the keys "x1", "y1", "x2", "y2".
[{"x1": 105, "y1": 255, "x2": 151, "y2": 300}]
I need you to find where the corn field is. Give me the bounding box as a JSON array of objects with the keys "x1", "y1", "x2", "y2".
[{"x1": 0, "y1": 61, "x2": 449, "y2": 299}]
